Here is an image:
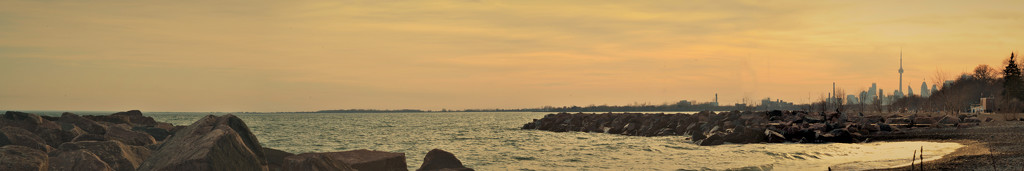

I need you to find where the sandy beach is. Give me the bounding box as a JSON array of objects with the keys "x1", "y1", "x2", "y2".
[{"x1": 868, "y1": 114, "x2": 1024, "y2": 170}]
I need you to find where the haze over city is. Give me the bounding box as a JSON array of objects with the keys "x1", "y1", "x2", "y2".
[{"x1": 3, "y1": 0, "x2": 1024, "y2": 112}]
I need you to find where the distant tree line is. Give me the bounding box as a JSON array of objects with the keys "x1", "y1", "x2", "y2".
[{"x1": 883, "y1": 52, "x2": 1023, "y2": 114}]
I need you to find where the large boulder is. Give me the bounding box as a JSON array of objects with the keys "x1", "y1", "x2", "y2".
[
  {"x1": 0, "y1": 145, "x2": 49, "y2": 171},
  {"x1": 111, "y1": 110, "x2": 159, "y2": 127},
  {"x1": 104, "y1": 126, "x2": 156, "y2": 146},
  {"x1": 417, "y1": 149, "x2": 473, "y2": 171},
  {"x1": 284, "y1": 149, "x2": 407, "y2": 171},
  {"x1": 764, "y1": 129, "x2": 786, "y2": 143},
  {"x1": 48, "y1": 149, "x2": 115, "y2": 171},
  {"x1": 723, "y1": 127, "x2": 766, "y2": 144},
  {"x1": 2, "y1": 111, "x2": 65, "y2": 147},
  {"x1": 3, "y1": 111, "x2": 46, "y2": 126},
  {"x1": 264, "y1": 148, "x2": 294, "y2": 171},
  {"x1": 57, "y1": 140, "x2": 151, "y2": 171},
  {"x1": 35, "y1": 124, "x2": 76, "y2": 148},
  {"x1": 137, "y1": 114, "x2": 268, "y2": 171},
  {"x1": 0, "y1": 126, "x2": 52, "y2": 152},
  {"x1": 59, "y1": 112, "x2": 109, "y2": 134},
  {"x1": 131, "y1": 127, "x2": 171, "y2": 141},
  {"x1": 57, "y1": 123, "x2": 88, "y2": 142}
]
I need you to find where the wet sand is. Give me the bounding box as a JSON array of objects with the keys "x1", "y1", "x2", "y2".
[{"x1": 866, "y1": 116, "x2": 1024, "y2": 170}]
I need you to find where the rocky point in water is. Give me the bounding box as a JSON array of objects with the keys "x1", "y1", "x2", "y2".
[
  {"x1": 521, "y1": 110, "x2": 984, "y2": 145},
  {"x1": 0, "y1": 110, "x2": 475, "y2": 171}
]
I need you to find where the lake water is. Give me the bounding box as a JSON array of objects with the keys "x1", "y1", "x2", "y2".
[{"x1": 27, "y1": 111, "x2": 963, "y2": 170}]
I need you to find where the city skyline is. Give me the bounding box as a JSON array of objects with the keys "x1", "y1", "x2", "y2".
[{"x1": 2, "y1": 1, "x2": 1023, "y2": 112}]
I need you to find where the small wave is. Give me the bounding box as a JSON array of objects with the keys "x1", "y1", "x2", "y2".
[
  {"x1": 665, "y1": 145, "x2": 700, "y2": 150},
  {"x1": 512, "y1": 156, "x2": 536, "y2": 160}
]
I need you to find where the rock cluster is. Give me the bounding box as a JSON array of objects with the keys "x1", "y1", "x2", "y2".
[
  {"x1": 522, "y1": 110, "x2": 986, "y2": 146},
  {"x1": 0, "y1": 110, "x2": 474, "y2": 171}
]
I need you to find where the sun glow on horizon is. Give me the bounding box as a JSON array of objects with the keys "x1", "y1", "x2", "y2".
[{"x1": 2, "y1": 0, "x2": 1023, "y2": 112}]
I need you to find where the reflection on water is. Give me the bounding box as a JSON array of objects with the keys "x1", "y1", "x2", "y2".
[{"x1": 140, "y1": 112, "x2": 960, "y2": 170}]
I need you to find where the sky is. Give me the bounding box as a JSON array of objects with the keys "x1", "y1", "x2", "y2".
[{"x1": 2, "y1": 0, "x2": 1024, "y2": 112}]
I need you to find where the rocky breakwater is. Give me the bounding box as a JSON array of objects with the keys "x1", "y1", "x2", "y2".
[
  {"x1": 521, "y1": 111, "x2": 986, "y2": 146},
  {"x1": 0, "y1": 110, "x2": 474, "y2": 171}
]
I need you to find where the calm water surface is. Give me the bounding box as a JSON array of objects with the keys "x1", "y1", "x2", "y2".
[{"x1": 29, "y1": 111, "x2": 963, "y2": 170}]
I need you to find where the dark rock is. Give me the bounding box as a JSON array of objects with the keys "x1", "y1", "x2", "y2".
[
  {"x1": 48, "y1": 149, "x2": 114, "y2": 171},
  {"x1": 137, "y1": 114, "x2": 268, "y2": 171},
  {"x1": 59, "y1": 112, "x2": 108, "y2": 135},
  {"x1": 0, "y1": 145, "x2": 49, "y2": 171},
  {"x1": 40, "y1": 115, "x2": 59, "y2": 121},
  {"x1": 284, "y1": 149, "x2": 407, "y2": 171},
  {"x1": 878, "y1": 123, "x2": 894, "y2": 132},
  {"x1": 724, "y1": 127, "x2": 766, "y2": 144},
  {"x1": 35, "y1": 125, "x2": 74, "y2": 148},
  {"x1": 57, "y1": 140, "x2": 150, "y2": 171},
  {"x1": 131, "y1": 127, "x2": 171, "y2": 141},
  {"x1": 83, "y1": 115, "x2": 131, "y2": 125},
  {"x1": 521, "y1": 119, "x2": 537, "y2": 129},
  {"x1": 2, "y1": 111, "x2": 66, "y2": 147},
  {"x1": 417, "y1": 149, "x2": 473, "y2": 171},
  {"x1": 3, "y1": 111, "x2": 45, "y2": 125},
  {"x1": 765, "y1": 129, "x2": 786, "y2": 143},
  {"x1": 111, "y1": 110, "x2": 158, "y2": 127},
  {"x1": 823, "y1": 129, "x2": 855, "y2": 143},
  {"x1": 0, "y1": 126, "x2": 52, "y2": 152},
  {"x1": 264, "y1": 148, "x2": 294, "y2": 171},
  {"x1": 691, "y1": 130, "x2": 707, "y2": 141},
  {"x1": 168, "y1": 126, "x2": 187, "y2": 134},
  {"x1": 57, "y1": 122, "x2": 87, "y2": 141},
  {"x1": 105, "y1": 125, "x2": 156, "y2": 146}
]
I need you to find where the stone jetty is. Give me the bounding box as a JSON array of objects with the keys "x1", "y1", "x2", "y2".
[
  {"x1": 521, "y1": 110, "x2": 985, "y2": 146},
  {"x1": 0, "y1": 110, "x2": 472, "y2": 171}
]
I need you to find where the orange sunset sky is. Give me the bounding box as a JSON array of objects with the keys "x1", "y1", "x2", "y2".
[{"x1": 2, "y1": 0, "x2": 1024, "y2": 112}]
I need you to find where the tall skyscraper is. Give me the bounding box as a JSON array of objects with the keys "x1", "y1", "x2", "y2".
[
  {"x1": 920, "y1": 82, "x2": 929, "y2": 97},
  {"x1": 908, "y1": 86, "x2": 914, "y2": 96},
  {"x1": 899, "y1": 50, "x2": 904, "y2": 96},
  {"x1": 868, "y1": 83, "x2": 877, "y2": 103}
]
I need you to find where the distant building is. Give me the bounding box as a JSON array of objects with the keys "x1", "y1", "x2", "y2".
[
  {"x1": 878, "y1": 89, "x2": 886, "y2": 104},
  {"x1": 867, "y1": 83, "x2": 878, "y2": 104},
  {"x1": 847, "y1": 95, "x2": 859, "y2": 105},
  {"x1": 971, "y1": 97, "x2": 995, "y2": 113},
  {"x1": 920, "y1": 82, "x2": 930, "y2": 97},
  {"x1": 907, "y1": 86, "x2": 914, "y2": 97},
  {"x1": 859, "y1": 91, "x2": 869, "y2": 104}
]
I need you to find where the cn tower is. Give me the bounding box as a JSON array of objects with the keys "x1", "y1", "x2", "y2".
[{"x1": 899, "y1": 49, "x2": 904, "y2": 95}]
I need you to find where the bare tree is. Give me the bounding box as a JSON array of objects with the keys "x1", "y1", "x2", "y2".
[{"x1": 974, "y1": 64, "x2": 998, "y2": 80}]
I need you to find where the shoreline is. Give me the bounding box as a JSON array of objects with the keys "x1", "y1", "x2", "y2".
[{"x1": 867, "y1": 120, "x2": 1024, "y2": 170}]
